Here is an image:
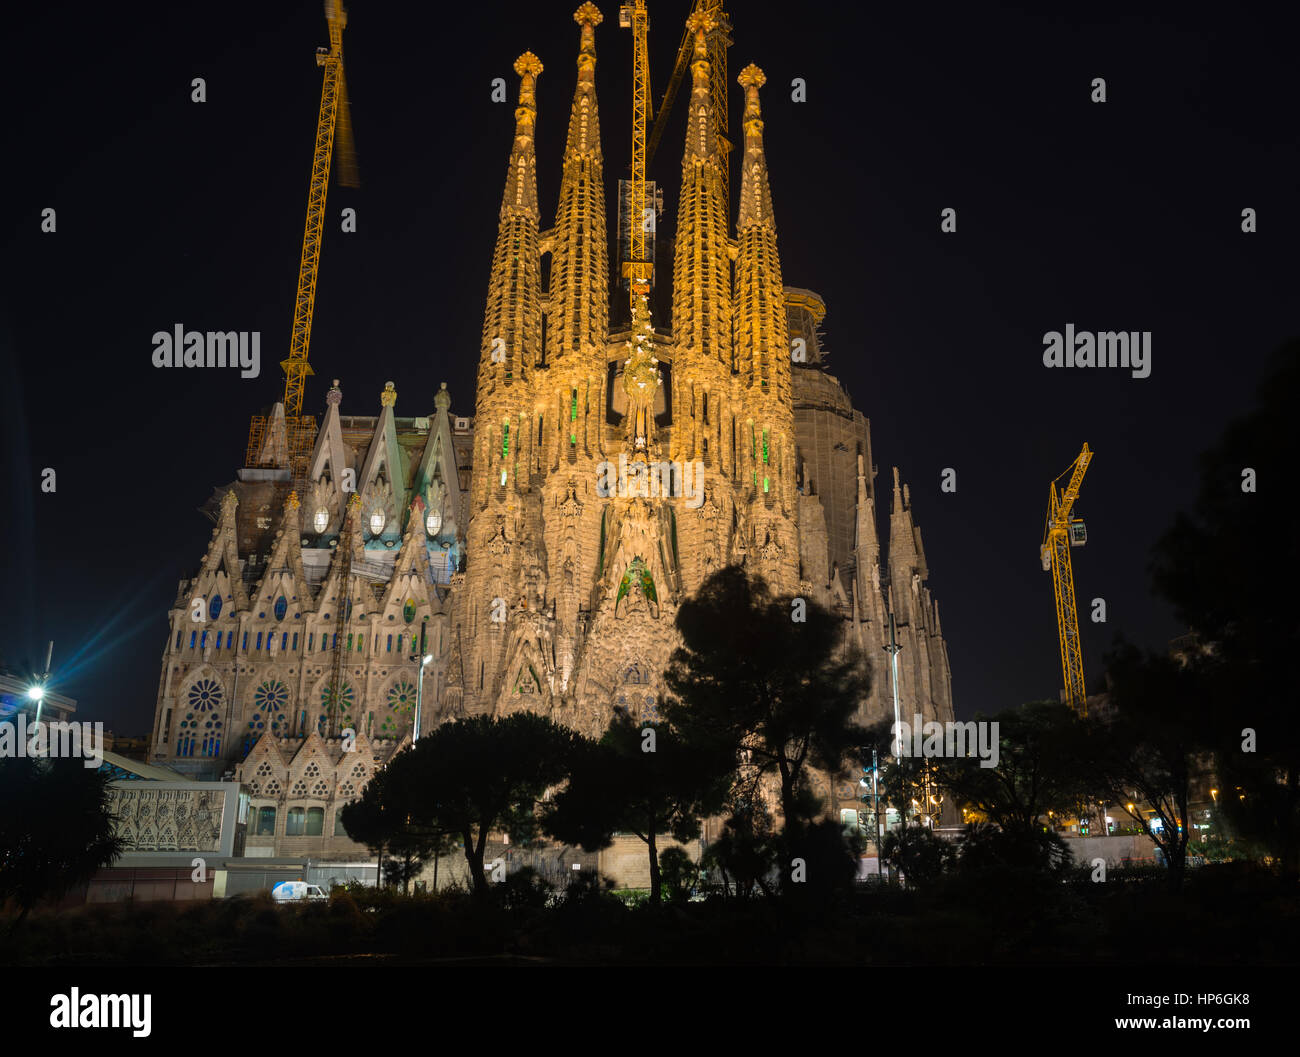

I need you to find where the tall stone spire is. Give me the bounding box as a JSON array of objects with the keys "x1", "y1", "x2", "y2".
[
  {"x1": 476, "y1": 52, "x2": 543, "y2": 504},
  {"x1": 670, "y1": 11, "x2": 733, "y2": 371},
  {"x1": 854, "y1": 453, "x2": 881, "y2": 577},
  {"x1": 888, "y1": 467, "x2": 926, "y2": 626},
  {"x1": 547, "y1": 4, "x2": 609, "y2": 367},
  {"x1": 735, "y1": 63, "x2": 786, "y2": 397}
]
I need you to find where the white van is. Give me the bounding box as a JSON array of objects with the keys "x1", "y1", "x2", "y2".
[{"x1": 271, "y1": 880, "x2": 328, "y2": 902}]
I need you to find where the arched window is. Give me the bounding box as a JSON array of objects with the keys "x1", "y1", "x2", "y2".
[
  {"x1": 254, "y1": 806, "x2": 276, "y2": 836},
  {"x1": 209, "y1": 595, "x2": 223, "y2": 621},
  {"x1": 334, "y1": 807, "x2": 351, "y2": 836},
  {"x1": 306, "y1": 807, "x2": 325, "y2": 836},
  {"x1": 286, "y1": 807, "x2": 306, "y2": 836},
  {"x1": 380, "y1": 679, "x2": 417, "y2": 736},
  {"x1": 179, "y1": 677, "x2": 223, "y2": 759},
  {"x1": 274, "y1": 595, "x2": 288, "y2": 621},
  {"x1": 248, "y1": 678, "x2": 289, "y2": 743}
]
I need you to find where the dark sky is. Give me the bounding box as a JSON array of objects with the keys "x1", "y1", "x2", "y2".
[{"x1": 2, "y1": 1, "x2": 1295, "y2": 733}]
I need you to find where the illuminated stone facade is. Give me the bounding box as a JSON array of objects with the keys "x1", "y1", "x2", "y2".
[{"x1": 145, "y1": 4, "x2": 954, "y2": 859}]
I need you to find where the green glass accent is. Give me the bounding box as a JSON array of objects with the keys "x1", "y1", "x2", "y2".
[
  {"x1": 762, "y1": 429, "x2": 769, "y2": 464},
  {"x1": 597, "y1": 509, "x2": 606, "y2": 576},
  {"x1": 570, "y1": 389, "x2": 578, "y2": 421},
  {"x1": 764, "y1": 476, "x2": 770, "y2": 493},
  {"x1": 617, "y1": 556, "x2": 657, "y2": 605},
  {"x1": 571, "y1": 433, "x2": 577, "y2": 444},
  {"x1": 753, "y1": 471, "x2": 757, "y2": 487},
  {"x1": 502, "y1": 422, "x2": 509, "y2": 458}
]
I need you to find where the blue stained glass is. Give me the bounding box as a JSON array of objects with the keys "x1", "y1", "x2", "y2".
[
  {"x1": 274, "y1": 595, "x2": 288, "y2": 621},
  {"x1": 209, "y1": 595, "x2": 222, "y2": 621}
]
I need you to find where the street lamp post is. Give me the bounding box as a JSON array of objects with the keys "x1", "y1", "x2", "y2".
[
  {"x1": 885, "y1": 613, "x2": 902, "y2": 758},
  {"x1": 410, "y1": 652, "x2": 433, "y2": 742},
  {"x1": 28, "y1": 640, "x2": 54, "y2": 734}
]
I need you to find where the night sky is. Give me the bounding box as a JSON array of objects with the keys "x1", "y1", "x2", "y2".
[{"x1": 2, "y1": 1, "x2": 1294, "y2": 735}]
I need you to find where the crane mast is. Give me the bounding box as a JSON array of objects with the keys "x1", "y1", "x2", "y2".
[
  {"x1": 1041, "y1": 443, "x2": 1093, "y2": 715},
  {"x1": 620, "y1": 1, "x2": 654, "y2": 307},
  {"x1": 246, "y1": 0, "x2": 359, "y2": 478}
]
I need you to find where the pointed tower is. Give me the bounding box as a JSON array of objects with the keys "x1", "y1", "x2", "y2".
[
  {"x1": 459, "y1": 53, "x2": 545, "y2": 716},
  {"x1": 473, "y1": 51, "x2": 543, "y2": 510},
  {"x1": 734, "y1": 63, "x2": 797, "y2": 593},
  {"x1": 546, "y1": 2, "x2": 609, "y2": 375},
  {"x1": 669, "y1": 11, "x2": 734, "y2": 472},
  {"x1": 888, "y1": 468, "x2": 924, "y2": 624}
]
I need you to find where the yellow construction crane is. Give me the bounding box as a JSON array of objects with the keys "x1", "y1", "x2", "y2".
[
  {"x1": 247, "y1": 0, "x2": 360, "y2": 477},
  {"x1": 619, "y1": 1, "x2": 654, "y2": 306},
  {"x1": 1041, "y1": 443, "x2": 1094, "y2": 715}
]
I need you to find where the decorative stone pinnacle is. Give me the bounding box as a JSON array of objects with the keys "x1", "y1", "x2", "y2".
[
  {"x1": 326, "y1": 380, "x2": 343, "y2": 406},
  {"x1": 380, "y1": 381, "x2": 397, "y2": 407},
  {"x1": 575, "y1": 2, "x2": 600, "y2": 79},
  {"x1": 686, "y1": 13, "x2": 714, "y2": 86},
  {"x1": 347, "y1": 493, "x2": 363, "y2": 511},
  {"x1": 575, "y1": 1, "x2": 602, "y2": 51},
  {"x1": 286, "y1": 490, "x2": 300, "y2": 509},
  {"x1": 739, "y1": 64, "x2": 766, "y2": 142},
  {"x1": 221, "y1": 490, "x2": 238, "y2": 512},
  {"x1": 686, "y1": 11, "x2": 715, "y2": 43},
  {"x1": 515, "y1": 51, "x2": 543, "y2": 91},
  {"x1": 514, "y1": 52, "x2": 543, "y2": 127},
  {"x1": 435, "y1": 381, "x2": 451, "y2": 411}
]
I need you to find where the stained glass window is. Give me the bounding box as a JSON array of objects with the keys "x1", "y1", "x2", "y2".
[
  {"x1": 249, "y1": 679, "x2": 289, "y2": 738},
  {"x1": 274, "y1": 595, "x2": 288, "y2": 621},
  {"x1": 380, "y1": 679, "x2": 417, "y2": 736},
  {"x1": 209, "y1": 595, "x2": 222, "y2": 621}
]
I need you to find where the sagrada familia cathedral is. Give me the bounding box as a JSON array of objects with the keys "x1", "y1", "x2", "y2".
[{"x1": 146, "y1": 4, "x2": 954, "y2": 861}]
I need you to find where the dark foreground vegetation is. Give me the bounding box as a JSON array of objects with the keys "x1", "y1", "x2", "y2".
[{"x1": 2, "y1": 861, "x2": 1296, "y2": 967}]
